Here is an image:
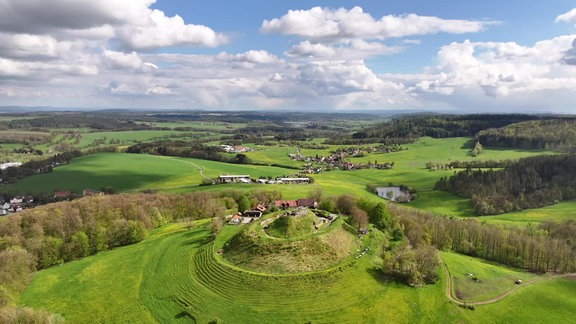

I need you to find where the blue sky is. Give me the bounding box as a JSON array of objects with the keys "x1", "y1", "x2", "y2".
[{"x1": 0, "y1": 0, "x2": 575, "y2": 112}]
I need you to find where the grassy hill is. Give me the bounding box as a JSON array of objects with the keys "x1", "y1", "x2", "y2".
[
  {"x1": 265, "y1": 211, "x2": 319, "y2": 238},
  {"x1": 18, "y1": 221, "x2": 576, "y2": 323},
  {"x1": 223, "y1": 216, "x2": 358, "y2": 273}
]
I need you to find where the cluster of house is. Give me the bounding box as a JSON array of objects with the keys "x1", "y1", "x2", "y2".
[
  {"x1": 217, "y1": 175, "x2": 311, "y2": 185},
  {"x1": 228, "y1": 203, "x2": 268, "y2": 225},
  {"x1": 0, "y1": 189, "x2": 105, "y2": 216},
  {"x1": 0, "y1": 195, "x2": 33, "y2": 215},
  {"x1": 289, "y1": 149, "x2": 395, "y2": 172},
  {"x1": 220, "y1": 145, "x2": 252, "y2": 153},
  {"x1": 228, "y1": 198, "x2": 319, "y2": 225}
]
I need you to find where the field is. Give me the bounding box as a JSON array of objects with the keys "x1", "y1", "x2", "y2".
[
  {"x1": 442, "y1": 251, "x2": 539, "y2": 302},
  {"x1": 19, "y1": 221, "x2": 576, "y2": 323},
  {"x1": 1, "y1": 153, "x2": 297, "y2": 195},
  {"x1": 4, "y1": 136, "x2": 570, "y2": 223}
]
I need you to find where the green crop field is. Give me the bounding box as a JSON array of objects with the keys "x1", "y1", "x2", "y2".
[{"x1": 19, "y1": 221, "x2": 575, "y2": 323}]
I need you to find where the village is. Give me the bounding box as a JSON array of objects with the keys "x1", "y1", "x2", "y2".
[{"x1": 288, "y1": 145, "x2": 398, "y2": 172}]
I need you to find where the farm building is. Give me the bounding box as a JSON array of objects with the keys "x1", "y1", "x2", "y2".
[
  {"x1": 276, "y1": 177, "x2": 310, "y2": 184},
  {"x1": 275, "y1": 200, "x2": 298, "y2": 209},
  {"x1": 218, "y1": 175, "x2": 251, "y2": 184},
  {"x1": 229, "y1": 214, "x2": 243, "y2": 225},
  {"x1": 243, "y1": 211, "x2": 263, "y2": 218},
  {"x1": 274, "y1": 199, "x2": 317, "y2": 209}
]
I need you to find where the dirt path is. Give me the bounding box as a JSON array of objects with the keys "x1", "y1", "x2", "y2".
[
  {"x1": 157, "y1": 156, "x2": 215, "y2": 183},
  {"x1": 442, "y1": 258, "x2": 576, "y2": 306}
]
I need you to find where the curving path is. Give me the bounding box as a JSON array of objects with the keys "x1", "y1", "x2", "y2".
[{"x1": 442, "y1": 258, "x2": 576, "y2": 306}]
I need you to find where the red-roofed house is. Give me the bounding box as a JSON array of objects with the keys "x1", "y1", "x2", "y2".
[{"x1": 275, "y1": 200, "x2": 298, "y2": 209}]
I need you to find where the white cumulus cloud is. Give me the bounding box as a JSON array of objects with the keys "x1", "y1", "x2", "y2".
[
  {"x1": 556, "y1": 8, "x2": 576, "y2": 25},
  {"x1": 262, "y1": 6, "x2": 493, "y2": 41}
]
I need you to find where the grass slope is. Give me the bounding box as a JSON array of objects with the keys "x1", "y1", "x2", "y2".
[
  {"x1": 223, "y1": 216, "x2": 358, "y2": 273},
  {"x1": 265, "y1": 212, "x2": 319, "y2": 238},
  {"x1": 20, "y1": 222, "x2": 461, "y2": 323},
  {"x1": 2, "y1": 153, "x2": 296, "y2": 195},
  {"x1": 442, "y1": 251, "x2": 539, "y2": 302}
]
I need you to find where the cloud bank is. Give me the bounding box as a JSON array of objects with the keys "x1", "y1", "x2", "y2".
[{"x1": 0, "y1": 2, "x2": 575, "y2": 113}]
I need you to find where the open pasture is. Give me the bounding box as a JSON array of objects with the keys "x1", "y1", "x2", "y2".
[{"x1": 3, "y1": 136, "x2": 564, "y2": 222}]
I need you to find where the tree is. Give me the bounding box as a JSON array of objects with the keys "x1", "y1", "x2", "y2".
[
  {"x1": 69, "y1": 231, "x2": 90, "y2": 260},
  {"x1": 370, "y1": 202, "x2": 391, "y2": 230},
  {"x1": 234, "y1": 154, "x2": 251, "y2": 164},
  {"x1": 237, "y1": 195, "x2": 251, "y2": 214},
  {"x1": 0, "y1": 247, "x2": 36, "y2": 293},
  {"x1": 471, "y1": 141, "x2": 484, "y2": 157},
  {"x1": 336, "y1": 194, "x2": 356, "y2": 214},
  {"x1": 351, "y1": 206, "x2": 368, "y2": 230}
]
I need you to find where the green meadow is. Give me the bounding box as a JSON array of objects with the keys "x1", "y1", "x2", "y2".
[
  {"x1": 19, "y1": 222, "x2": 576, "y2": 323},
  {"x1": 442, "y1": 251, "x2": 539, "y2": 302},
  {"x1": 1, "y1": 153, "x2": 295, "y2": 195}
]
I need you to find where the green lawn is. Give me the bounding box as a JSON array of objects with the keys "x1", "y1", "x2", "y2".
[{"x1": 463, "y1": 277, "x2": 576, "y2": 323}]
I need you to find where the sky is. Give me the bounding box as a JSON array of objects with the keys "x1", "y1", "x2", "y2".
[{"x1": 0, "y1": 1, "x2": 576, "y2": 113}]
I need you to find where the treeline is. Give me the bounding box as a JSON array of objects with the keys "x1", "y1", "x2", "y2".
[
  {"x1": 125, "y1": 141, "x2": 252, "y2": 164},
  {"x1": 234, "y1": 124, "x2": 336, "y2": 142},
  {"x1": 0, "y1": 150, "x2": 82, "y2": 184},
  {"x1": 348, "y1": 114, "x2": 543, "y2": 143},
  {"x1": 425, "y1": 159, "x2": 515, "y2": 171},
  {"x1": 476, "y1": 118, "x2": 576, "y2": 151},
  {"x1": 388, "y1": 204, "x2": 576, "y2": 273},
  {"x1": 435, "y1": 154, "x2": 576, "y2": 215},
  {"x1": 4, "y1": 114, "x2": 156, "y2": 131},
  {"x1": 0, "y1": 132, "x2": 53, "y2": 145}
]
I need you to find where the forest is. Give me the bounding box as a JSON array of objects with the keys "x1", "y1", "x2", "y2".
[
  {"x1": 349, "y1": 114, "x2": 545, "y2": 143},
  {"x1": 435, "y1": 155, "x2": 576, "y2": 215},
  {"x1": 476, "y1": 118, "x2": 576, "y2": 151},
  {"x1": 388, "y1": 204, "x2": 576, "y2": 274}
]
